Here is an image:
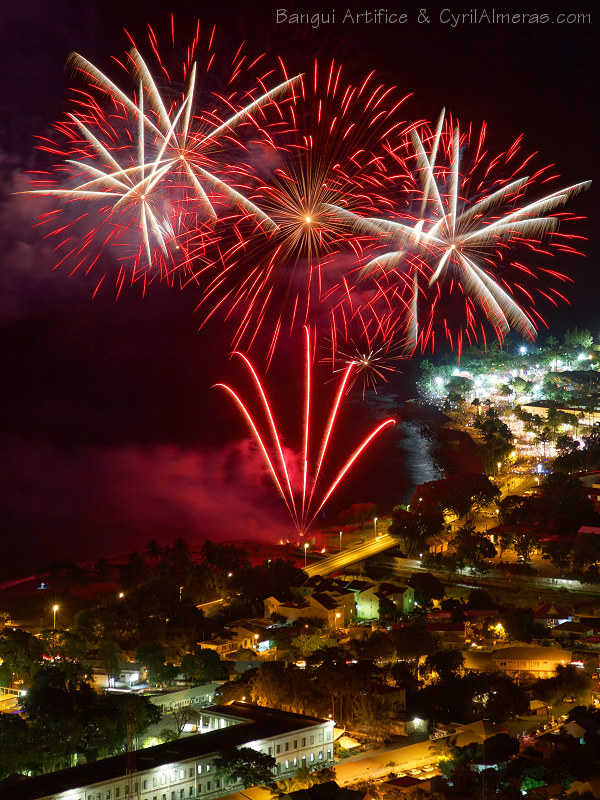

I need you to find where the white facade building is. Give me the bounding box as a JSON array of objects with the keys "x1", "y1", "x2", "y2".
[{"x1": 0, "y1": 703, "x2": 335, "y2": 800}]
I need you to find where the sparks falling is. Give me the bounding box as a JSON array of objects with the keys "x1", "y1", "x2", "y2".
[
  {"x1": 25, "y1": 21, "x2": 301, "y2": 294},
  {"x1": 215, "y1": 328, "x2": 396, "y2": 535}
]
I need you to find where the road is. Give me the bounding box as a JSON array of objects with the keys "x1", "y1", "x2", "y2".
[
  {"x1": 225, "y1": 738, "x2": 439, "y2": 800},
  {"x1": 304, "y1": 534, "x2": 399, "y2": 577}
]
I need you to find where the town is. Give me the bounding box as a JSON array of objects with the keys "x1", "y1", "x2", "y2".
[{"x1": 1, "y1": 330, "x2": 600, "y2": 800}]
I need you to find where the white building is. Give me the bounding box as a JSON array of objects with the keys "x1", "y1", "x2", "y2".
[
  {"x1": 492, "y1": 646, "x2": 573, "y2": 680},
  {"x1": 147, "y1": 683, "x2": 222, "y2": 715},
  {"x1": 0, "y1": 702, "x2": 335, "y2": 800}
]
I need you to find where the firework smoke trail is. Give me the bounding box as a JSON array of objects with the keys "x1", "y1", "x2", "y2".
[
  {"x1": 192, "y1": 60, "x2": 411, "y2": 358},
  {"x1": 350, "y1": 109, "x2": 590, "y2": 354},
  {"x1": 214, "y1": 328, "x2": 395, "y2": 535},
  {"x1": 24, "y1": 21, "x2": 301, "y2": 294}
]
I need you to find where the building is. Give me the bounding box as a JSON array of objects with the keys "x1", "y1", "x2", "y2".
[
  {"x1": 533, "y1": 603, "x2": 573, "y2": 628},
  {"x1": 85, "y1": 661, "x2": 144, "y2": 692},
  {"x1": 492, "y1": 646, "x2": 572, "y2": 680},
  {"x1": 148, "y1": 683, "x2": 222, "y2": 715},
  {"x1": 0, "y1": 702, "x2": 335, "y2": 800}
]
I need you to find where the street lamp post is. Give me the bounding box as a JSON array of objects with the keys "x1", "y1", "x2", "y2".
[
  {"x1": 52, "y1": 604, "x2": 59, "y2": 630},
  {"x1": 335, "y1": 612, "x2": 341, "y2": 630},
  {"x1": 374, "y1": 517, "x2": 378, "y2": 539},
  {"x1": 497, "y1": 461, "x2": 502, "y2": 476},
  {"x1": 339, "y1": 530, "x2": 342, "y2": 552},
  {"x1": 304, "y1": 542, "x2": 309, "y2": 567}
]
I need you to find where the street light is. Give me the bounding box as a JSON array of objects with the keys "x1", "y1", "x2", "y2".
[
  {"x1": 335, "y1": 612, "x2": 341, "y2": 630},
  {"x1": 339, "y1": 530, "x2": 343, "y2": 552},
  {"x1": 497, "y1": 461, "x2": 502, "y2": 476},
  {"x1": 304, "y1": 542, "x2": 309, "y2": 567},
  {"x1": 373, "y1": 517, "x2": 378, "y2": 538},
  {"x1": 52, "y1": 604, "x2": 59, "y2": 630}
]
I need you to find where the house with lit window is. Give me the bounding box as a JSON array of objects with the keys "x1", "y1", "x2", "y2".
[
  {"x1": 492, "y1": 646, "x2": 572, "y2": 680},
  {"x1": 0, "y1": 702, "x2": 335, "y2": 800}
]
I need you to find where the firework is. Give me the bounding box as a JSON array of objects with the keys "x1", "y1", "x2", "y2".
[
  {"x1": 352, "y1": 110, "x2": 591, "y2": 353},
  {"x1": 323, "y1": 333, "x2": 406, "y2": 398},
  {"x1": 192, "y1": 60, "x2": 410, "y2": 359},
  {"x1": 215, "y1": 328, "x2": 395, "y2": 534},
  {"x1": 25, "y1": 21, "x2": 301, "y2": 294}
]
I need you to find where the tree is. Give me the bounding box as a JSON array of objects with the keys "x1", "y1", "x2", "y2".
[
  {"x1": 512, "y1": 529, "x2": 538, "y2": 564},
  {"x1": 453, "y1": 525, "x2": 497, "y2": 572},
  {"x1": 572, "y1": 534, "x2": 600, "y2": 573},
  {"x1": 408, "y1": 572, "x2": 445, "y2": 608},
  {"x1": 135, "y1": 642, "x2": 168, "y2": 686},
  {"x1": 541, "y1": 539, "x2": 573, "y2": 576},
  {"x1": 214, "y1": 746, "x2": 276, "y2": 787},
  {"x1": 422, "y1": 649, "x2": 464, "y2": 682},
  {"x1": 540, "y1": 471, "x2": 598, "y2": 535},
  {"x1": 180, "y1": 648, "x2": 227, "y2": 681},
  {"x1": 476, "y1": 733, "x2": 519, "y2": 765},
  {"x1": 412, "y1": 474, "x2": 500, "y2": 522},
  {"x1": 97, "y1": 639, "x2": 121, "y2": 680},
  {"x1": 388, "y1": 507, "x2": 445, "y2": 556},
  {"x1": 338, "y1": 502, "x2": 377, "y2": 531}
]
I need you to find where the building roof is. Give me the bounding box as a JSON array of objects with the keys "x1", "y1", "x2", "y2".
[
  {"x1": 378, "y1": 582, "x2": 411, "y2": 595},
  {"x1": 493, "y1": 646, "x2": 572, "y2": 662},
  {"x1": 552, "y1": 622, "x2": 592, "y2": 634},
  {"x1": 533, "y1": 603, "x2": 571, "y2": 620},
  {"x1": 0, "y1": 703, "x2": 330, "y2": 800},
  {"x1": 283, "y1": 781, "x2": 371, "y2": 800},
  {"x1": 345, "y1": 580, "x2": 374, "y2": 593},
  {"x1": 311, "y1": 593, "x2": 340, "y2": 611}
]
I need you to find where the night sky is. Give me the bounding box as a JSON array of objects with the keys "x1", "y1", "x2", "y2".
[{"x1": 0, "y1": 0, "x2": 596, "y2": 578}]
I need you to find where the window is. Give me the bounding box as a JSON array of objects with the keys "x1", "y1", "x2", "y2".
[
  {"x1": 106, "y1": 792, "x2": 112, "y2": 800},
  {"x1": 285, "y1": 742, "x2": 289, "y2": 752},
  {"x1": 180, "y1": 790, "x2": 185, "y2": 799},
  {"x1": 207, "y1": 782, "x2": 211, "y2": 791},
  {"x1": 293, "y1": 740, "x2": 298, "y2": 749},
  {"x1": 154, "y1": 778, "x2": 158, "y2": 788},
  {"x1": 189, "y1": 789, "x2": 193, "y2": 797},
  {"x1": 206, "y1": 764, "x2": 211, "y2": 773},
  {"x1": 116, "y1": 791, "x2": 121, "y2": 799},
  {"x1": 310, "y1": 753, "x2": 315, "y2": 763},
  {"x1": 327, "y1": 749, "x2": 331, "y2": 760},
  {"x1": 189, "y1": 768, "x2": 193, "y2": 778},
  {"x1": 162, "y1": 774, "x2": 167, "y2": 784},
  {"x1": 310, "y1": 736, "x2": 314, "y2": 745},
  {"x1": 285, "y1": 760, "x2": 290, "y2": 769},
  {"x1": 268, "y1": 747, "x2": 272, "y2": 756},
  {"x1": 302, "y1": 756, "x2": 307, "y2": 764},
  {"x1": 276, "y1": 744, "x2": 281, "y2": 754},
  {"x1": 301, "y1": 738, "x2": 306, "y2": 747},
  {"x1": 143, "y1": 781, "x2": 148, "y2": 790},
  {"x1": 198, "y1": 765, "x2": 203, "y2": 775},
  {"x1": 318, "y1": 751, "x2": 323, "y2": 760},
  {"x1": 179, "y1": 770, "x2": 185, "y2": 780},
  {"x1": 293, "y1": 758, "x2": 298, "y2": 767},
  {"x1": 318, "y1": 733, "x2": 323, "y2": 743}
]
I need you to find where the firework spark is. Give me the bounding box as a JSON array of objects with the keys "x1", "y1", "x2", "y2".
[
  {"x1": 349, "y1": 109, "x2": 591, "y2": 353},
  {"x1": 25, "y1": 22, "x2": 301, "y2": 294},
  {"x1": 215, "y1": 328, "x2": 395, "y2": 534},
  {"x1": 323, "y1": 335, "x2": 406, "y2": 398},
  {"x1": 192, "y1": 60, "x2": 410, "y2": 359}
]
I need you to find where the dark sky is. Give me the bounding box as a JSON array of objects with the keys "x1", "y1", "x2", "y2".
[{"x1": 0, "y1": 0, "x2": 597, "y2": 578}]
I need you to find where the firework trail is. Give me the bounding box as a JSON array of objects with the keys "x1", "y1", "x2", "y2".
[
  {"x1": 192, "y1": 60, "x2": 411, "y2": 360},
  {"x1": 343, "y1": 109, "x2": 590, "y2": 354},
  {"x1": 215, "y1": 328, "x2": 395, "y2": 535},
  {"x1": 25, "y1": 20, "x2": 301, "y2": 296}
]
